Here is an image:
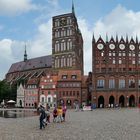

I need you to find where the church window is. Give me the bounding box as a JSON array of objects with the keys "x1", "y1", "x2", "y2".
[
  {"x1": 57, "y1": 58, "x2": 60, "y2": 68},
  {"x1": 64, "y1": 57, "x2": 66, "y2": 67},
  {"x1": 64, "y1": 42, "x2": 66, "y2": 51},
  {"x1": 61, "y1": 58, "x2": 64, "y2": 67},
  {"x1": 67, "y1": 57, "x2": 70, "y2": 67},
  {"x1": 70, "y1": 57, "x2": 72, "y2": 66}
]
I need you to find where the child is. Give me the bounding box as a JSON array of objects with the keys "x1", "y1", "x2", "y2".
[{"x1": 57, "y1": 106, "x2": 63, "y2": 122}]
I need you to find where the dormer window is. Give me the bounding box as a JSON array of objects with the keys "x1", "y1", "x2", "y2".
[
  {"x1": 62, "y1": 75, "x2": 67, "y2": 79},
  {"x1": 71, "y1": 75, "x2": 77, "y2": 79}
]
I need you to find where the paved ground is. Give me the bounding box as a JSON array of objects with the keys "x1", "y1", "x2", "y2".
[{"x1": 0, "y1": 108, "x2": 140, "y2": 140}]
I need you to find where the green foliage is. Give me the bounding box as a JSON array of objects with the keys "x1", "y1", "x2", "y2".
[{"x1": 0, "y1": 81, "x2": 17, "y2": 102}]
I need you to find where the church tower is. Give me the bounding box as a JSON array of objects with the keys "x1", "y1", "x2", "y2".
[{"x1": 52, "y1": 2, "x2": 84, "y2": 74}]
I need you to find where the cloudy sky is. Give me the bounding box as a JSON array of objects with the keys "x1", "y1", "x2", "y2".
[{"x1": 0, "y1": 0, "x2": 140, "y2": 80}]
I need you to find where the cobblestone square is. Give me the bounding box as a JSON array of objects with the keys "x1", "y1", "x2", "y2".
[{"x1": 0, "y1": 108, "x2": 140, "y2": 140}]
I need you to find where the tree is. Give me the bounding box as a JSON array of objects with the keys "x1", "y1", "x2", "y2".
[{"x1": 0, "y1": 80, "x2": 11, "y2": 102}]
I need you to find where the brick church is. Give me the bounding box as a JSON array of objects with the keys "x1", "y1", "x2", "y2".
[{"x1": 5, "y1": 3, "x2": 88, "y2": 108}]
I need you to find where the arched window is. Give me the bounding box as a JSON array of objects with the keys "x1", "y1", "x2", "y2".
[
  {"x1": 97, "y1": 77, "x2": 105, "y2": 89},
  {"x1": 109, "y1": 77, "x2": 115, "y2": 89},
  {"x1": 67, "y1": 17, "x2": 72, "y2": 24},
  {"x1": 55, "y1": 41, "x2": 59, "y2": 52},
  {"x1": 64, "y1": 57, "x2": 66, "y2": 67},
  {"x1": 61, "y1": 57, "x2": 64, "y2": 67},
  {"x1": 67, "y1": 57, "x2": 70, "y2": 67},
  {"x1": 129, "y1": 76, "x2": 135, "y2": 88},
  {"x1": 70, "y1": 57, "x2": 72, "y2": 67},
  {"x1": 67, "y1": 27, "x2": 72, "y2": 36},
  {"x1": 119, "y1": 76, "x2": 125, "y2": 89},
  {"x1": 61, "y1": 40, "x2": 65, "y2": 51},
  {"x1": 67, "y1": 39, "x2": 71, "y2": 50}
]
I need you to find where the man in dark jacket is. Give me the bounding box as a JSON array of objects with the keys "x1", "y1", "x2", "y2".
[{"x1": 39, "y1": 105, "x2": 46, "y2": 129}]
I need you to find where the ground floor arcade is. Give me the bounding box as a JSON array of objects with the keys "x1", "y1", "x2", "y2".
[{"x1": 92, "y1": 91, "x2": 140, "y2": 108}]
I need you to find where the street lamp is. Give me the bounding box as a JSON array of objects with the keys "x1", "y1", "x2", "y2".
[{"x1": 127, "y1": 96, "x2": 129, "y2": 107}]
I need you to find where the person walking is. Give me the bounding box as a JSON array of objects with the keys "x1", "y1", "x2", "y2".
[
  {"x1": 57, "y1": 106, "x2": 63, "y2": 122},
  {"x1": 62, "y1": 105, "x2": 67, "y2": 122},
  {"x1": 39, "y1": 105, "x2": 46, "y2": 129},
  {"x1": 45, "y1": 109, "x2": 50, "y2": 124}
]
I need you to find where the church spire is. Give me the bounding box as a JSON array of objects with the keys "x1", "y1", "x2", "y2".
[
  {"x1": 24, "y1": 44, "x2": 27, "y2": 62},
  {"x1": 72, "y1": 0, "x2": 75, "y2": 15},
  {"x1": 92, "y1": 32, "x2": 95, "y2": 43}
]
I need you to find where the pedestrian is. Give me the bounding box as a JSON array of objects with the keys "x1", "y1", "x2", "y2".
[
  {"x1": 57, "y1": 106, "x2": 63, "y2": 122},
  {"x1": 39, "y1": 105, "x2": 46, "y2": 129},
  {"x1": 62, "y1": 105, "x2": 67, "y2": 122},
  {"x1": 53, "y1": 107, "x2": 58, "y2": 122},
  {"x1": 45, "y1": 109, "x2": 50, "y2": 124}
]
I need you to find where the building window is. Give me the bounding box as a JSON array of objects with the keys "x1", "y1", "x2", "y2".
[
  {"x1": 129, "y1": 79, "x2": 135, "y2": 88},
  {"x1": 109, "y1": 79, "x2": 115, "y2": 89},
  {"x1": 67, "y1": 17, "x2": 72, "y2": 24},
  {"x1": 119, "y1": 59, "x2": 122, "y2": 64},
  {"x1": 70, "y1": 91, "x2": 72, "y2": 96},
  {"x1": 73, "y1": 91, "x2": 75, "y2": 96},
  {"x1": 132, "y1": 60, "x2": 135, "y2": 64},
  {"x1": 67, "y1": 57, "x2": 70, "y2": 67},
  {"x1": 67, "y1": 28, "x2": 72, "y2": 36},
  {"x1": 97, "y1": 79, "x2": 105, "y2": 88},
  {"x1": 63, "y1": 57, "x2": 66, "y2": 67},
  {"x1": 77, "y1": 91, "x2": 79, "y2": 97},
  {"x1": 71, "y1": 75, "x2": 77, "y2": 79},
  {"x1": 48, "y1": 97, "x2": 51, "y2": 103},
  {"x1": 61, "y1": 40, "x2": 65, "y2": 51},
  {"x1": 138, "y1": 80, "x2": 140, "y2": 88},
  {"x1": 70, "y1": 57, "x2": 72, "y2": 66},
  {"x1": 67, "y1": 40, "x2": 72, "y2": 50},
  {"x1": 62, "y1": 75, "x2": 67, "y2": 79},
  {"x1": 119, "y1": 79, "x2": 125, "y2": 89},
  {"x1": 41, "y1": 97, "x2": 45, "y2": 103},
  {"x1": 112, "y1": 59, "x2": 115, "y2": 64},
  {"x1": 61, "y1": 58, "x2": 64, "y2": 67}
]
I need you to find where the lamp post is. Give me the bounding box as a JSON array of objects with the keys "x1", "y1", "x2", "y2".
[{"x1": 126, "y1": 95, "x2": 129, "y2": 107}]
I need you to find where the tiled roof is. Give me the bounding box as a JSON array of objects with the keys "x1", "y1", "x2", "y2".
[{"x1": 8, "y1": 55, "x2": 52, "y2": 73}]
